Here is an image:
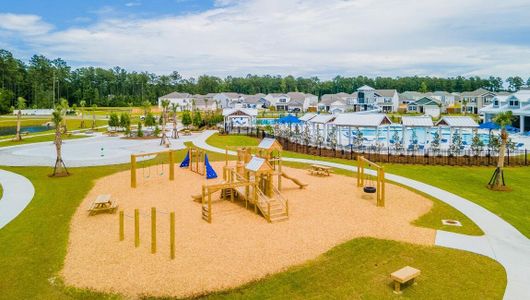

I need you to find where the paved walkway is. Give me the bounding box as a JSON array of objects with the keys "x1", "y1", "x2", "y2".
[
  {"x1": 0, "y1": 132, "x2": 194, "y2": 167},
  {"x1": 193, "y1": 130, "x2": 530, "y2": 300},
  {"x1": 0, "y1": 169, "x2": 35, "y2": 229}
]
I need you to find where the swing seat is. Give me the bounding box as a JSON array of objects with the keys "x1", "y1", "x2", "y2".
[{"x1": 363, "y1": 186, "x2": 377, "y2": 193}]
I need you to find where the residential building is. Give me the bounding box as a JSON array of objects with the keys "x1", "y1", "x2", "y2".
[
  {"x1": 318, "y1": 86, "x2": 399, "y2": 113},
  {"x1": 480, "y1": 87, "x2": 530, "y2": 132},
  {"x1": 407, "y1": 97, "x2": 441, "y2": 118},
  {"x1": 214, "y1": 92, "x2": 246, "y2": 109},
  {"x1": 460, "y1": 88, "x2": 497, "y2": 114},
  {"x1": 157, "y1": 92, "x2": 193, "y2": 111},
  {"x1": 264, "y1": 92, "x2": 317, "y2": 112}
]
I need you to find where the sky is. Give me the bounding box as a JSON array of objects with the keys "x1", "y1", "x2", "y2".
[{"x1": 1, "y1": 0, "x2": 530, "y2": 79}]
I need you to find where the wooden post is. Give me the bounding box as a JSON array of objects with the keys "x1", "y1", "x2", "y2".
[
  {"x1": 134, "y1": 209, "x2": 140, "y2": 247},
  {"x1": 170, "y1": 212, "x2": 175, "y2": 259},
  {"x1": 151, "y1": 207, "x2": 156, "y2": 253},
  {"x1": 169, "y1": 151, "x2": 174, "y2": 181},
  {"x1": 286, "y1": 200, "x2": 289, "y2": 216},
  {"x1": 131, "y1": 155, "x2": 137, "y2": 188},
  {"x1": 119, "y1": 210, "x2": 124, "y2": 241},
  {"x1": 207, "y1": 187, "x2": 212, "y2": 223},
  {"x1": 380, "y1": 168, "x2": 386, "y2": 207}
]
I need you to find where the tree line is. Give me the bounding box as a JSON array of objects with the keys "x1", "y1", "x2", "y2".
[{"x1": 1, "y1": 49, "x2": 529, "y2": 113}]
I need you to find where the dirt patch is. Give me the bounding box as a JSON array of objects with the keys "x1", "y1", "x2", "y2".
[{"x1": 61, "y1": 162, "x2": 435, "y2": 298}]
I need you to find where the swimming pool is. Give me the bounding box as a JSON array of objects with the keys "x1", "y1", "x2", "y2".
[{"x1": 257, "y1": 118, "x2": 277, "y2": 125}]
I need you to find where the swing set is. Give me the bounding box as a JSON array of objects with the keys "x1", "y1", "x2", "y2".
[
  {"x1": 131, "y1": 150, "x2": 176, "y2": 188},
  {"x1": 356, "y1": 155, "x2": 385, "y2": 207}
]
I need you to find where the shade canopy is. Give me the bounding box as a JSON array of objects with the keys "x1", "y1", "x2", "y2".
[
  {"x1": 277, "y1": 114, "x2": 301, "y2": 124},
  {"x1": 401, "y1": 116, "x2": 434, "y2": 127},
  {"x1": 479, "y1": 122, "x2": 500, "y2": 130},
  {"x1": 435, "y1": 116, "x2": 478, "y2": 128},
  {"x1": 332, "y1": 113, "x2": 392, "y2": 127}
]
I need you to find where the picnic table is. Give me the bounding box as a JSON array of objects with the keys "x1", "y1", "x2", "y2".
[
  {"x1": 308, "y1": 164, "x2": 332, "y2": 176},
  {"x1": 88, "y1": 194, "x2": 118, "y2": 216},
  {"x1": 182, "y1": 129, "x2": 192, "y2": 136}
]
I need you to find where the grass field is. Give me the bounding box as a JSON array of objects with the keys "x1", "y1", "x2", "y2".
[
  {"x1": 206, "y1": 134, "x2": 484, "y2": 235},
  {"x1": 0, "y1": 133, "x2": 88, "y2": 148},
  {"x1": 200, "y1": 238, "x2": 505, "y2": 300},
  {"x1": 0, "y1": 147, "x2": 507, "y2": 299}
]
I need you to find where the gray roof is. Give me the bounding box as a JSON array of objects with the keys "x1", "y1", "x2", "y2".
[
  {"x1": 299, "y1": 113, "x2": 317, "y2": 121},
  {"x1": 401, "y1": 116, "x2": 434, "y2": 127},
  {"x1": 258, "y1": 138, "x2": 277, "y2": 149},
  {"x1": 160, "y1": 92, "x2": 190, "y2": 99},
  {"x1": 461, "y1": 88, "x2": 495, "y2": 97},
  {"x1": 310, "y1": 114, "x2": 336, "y2": 124},
  {"x1": 245, "y1": 157, "x2": 266, "y2": 172},
  {"x1": 222, "y1": 108, "x2": 258, "y2": 116},
  {"x1": 436, "y1": 116, "x2": 478, "y2": 128},
  {"x1": 375, "y1": 89, "x2": 397, "y2": 97},
  {"x1": 332, "y1": 113, "x2": 392, "y2": 127}
]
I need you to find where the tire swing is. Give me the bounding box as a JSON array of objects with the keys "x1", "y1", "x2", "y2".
[{"x1": 357, "y1": 155, "x2": 385, "y2": 207}]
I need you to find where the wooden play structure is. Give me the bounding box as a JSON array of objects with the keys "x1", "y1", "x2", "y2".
[
  {"x1": 357, "y1": 155, "x2": 386, "y2": 207},
  {"x1": 130, "y1": 150, "x2": 175, "y2": 188},
  {"x1": 194, "y1": 138, "x2": 306, "y2": 223},
  {"x1": 180, "y1": 146, "x2": 217, "y2": 179}
]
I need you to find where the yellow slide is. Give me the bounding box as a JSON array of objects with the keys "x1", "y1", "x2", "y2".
[{"x1": 281, "y1": 172, "x2": 308, "y2": 189}]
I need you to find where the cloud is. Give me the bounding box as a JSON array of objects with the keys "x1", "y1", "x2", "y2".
[
  {"x1": 125, "y1": 1, "x2": 141, "y2": 7},
  {"x1": 3, "y1": 0, "x2": 530, "y2": 78},
  {"x1": 0, "y1": 13, "x2": 53, "y2": 36}
]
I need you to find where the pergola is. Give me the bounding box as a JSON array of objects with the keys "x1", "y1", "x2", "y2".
[
  {"x1": 401, "y1": 116, "x2": 434, "y2": 147},
  {"x1": 222, "y1": 108, "x2": 258, "y2": 131},
  {"x1": 435, "y1": 116, "x2": 479, "y2": 145},
  {"x1": 331, "y1": 113, "x2": 392, "y2": 146},
  {"x1": 307, "y1": 114, "x2": 336, "y2": 142}
]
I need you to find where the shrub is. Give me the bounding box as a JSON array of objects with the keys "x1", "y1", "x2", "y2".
[{"x1": 137, "y1": 122, "x2": 143, "y2": 137}]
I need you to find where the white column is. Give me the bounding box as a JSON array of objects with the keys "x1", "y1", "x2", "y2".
[
  {"x1": 386, "y1": 125, "x2": 390, "y2": 147},
  {"x1": 450, "y1": 127, "x2": 454, "y2": 145},
  {"x1": 402, "y1": 125, "x2": 407, "y2": 148},
  {"x1": 338, "y1": 125, "x2": 342, "y2": 146},
  {"x1": 520, "y1": 115, "x2": 525, "y2": 133},
  {"x1": 349, "y1": 126, "x2": 352, "y2": 146}
]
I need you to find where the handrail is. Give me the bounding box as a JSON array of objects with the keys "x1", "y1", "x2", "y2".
[{"x1": 271, "y1": 184, "x2": 288, "y2": 214}]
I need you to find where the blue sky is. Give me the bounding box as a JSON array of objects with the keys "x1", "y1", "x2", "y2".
[{"x1": 1, "y1": 0, "x2": 530, "y2": 79}]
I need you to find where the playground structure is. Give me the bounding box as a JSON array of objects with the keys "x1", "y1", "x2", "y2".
[
  {"x1": 180, "y1": 146, "x2": 217, "y2": 179},
  {"x1": 357, "y1": 155, "x2": 386, "y2": 207},
  {"x1": 131, "y1": 150, "x2": 175, "y2": 188},
  {"x1": 195, "y1": 138, "x2": 307, "y2": 223}
]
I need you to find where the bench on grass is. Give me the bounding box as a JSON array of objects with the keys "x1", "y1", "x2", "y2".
[{"x1": 390, "y1": 266, "x2": 420, "y2": 294}]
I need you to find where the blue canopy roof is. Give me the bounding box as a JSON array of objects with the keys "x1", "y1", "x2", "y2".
[
  {"x1": 479, "y1": 122, "x2": 500, "y2": 130},
  {"x1": 277, "y1": 114, "x2": 301, "y2": 124}
]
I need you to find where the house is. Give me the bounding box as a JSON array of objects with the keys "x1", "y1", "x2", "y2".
[
  {"x1": 214, "y1": 93, "x2": 246, "y2": 109},
  {"x1": 191, "y1": 94, "x2": 218, "y2": 111},
  {"x1": 407, "y1": 97, "x2": 441, "y2": 118},
  {"x1": 240, "y1": 93, "x2": 266, "y2": 109},
  {"x1": 319, "y1": 86, "x2": 399, "y2": 113},
  {"x1": 480, "y1": 87, "x2": 530, "y2": 132},
  {"x1": 157, "y1": 92, "x2": 193, "y2": 111},
  {"x1": 264, "y1": 92, "x2": 317, "y2": 112},
  {"x1": 460, "y1": 88, "x2": 497, "y2": 114}
]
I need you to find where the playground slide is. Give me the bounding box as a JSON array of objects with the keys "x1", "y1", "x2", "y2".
[{"x1": 281, "y1": 172, "x2": 308, "y2": 189}]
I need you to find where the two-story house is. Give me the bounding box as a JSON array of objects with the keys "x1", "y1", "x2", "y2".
[
  {"x1": 158, "y1": 92, "x2": 194, "y2": 111},
  {"x1": 460, "y1": 88, "x2": 497, "y2": 114},
  {"x1": 480, "y1": 87, "x2": 530, "y2": 132}
]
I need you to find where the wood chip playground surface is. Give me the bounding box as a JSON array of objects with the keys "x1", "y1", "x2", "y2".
[{"x1": 61, "y1": 161, "x2": 435, "y2": 298}]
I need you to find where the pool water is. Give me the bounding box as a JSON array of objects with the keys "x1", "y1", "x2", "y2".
[
  {"x1": 257, "y1": 118, "x2": 277, "y2": 125},
  {"x1": 0, "y1": 125, "x2": 53, "y2": 136}
]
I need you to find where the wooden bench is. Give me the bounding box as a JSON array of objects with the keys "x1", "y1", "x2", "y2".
[
  {"x1": 88, "y1": 194, "x2": 118, "y2": 216},
  {"x1": 390, "y1": 266, "x2": 420, "y2": 294},
  {"x1": 183, "y1": 129, "x2": 192, "y2": 136},
  {"x1": 308, "y1": 164, "x2": 332, "y2": 176}
]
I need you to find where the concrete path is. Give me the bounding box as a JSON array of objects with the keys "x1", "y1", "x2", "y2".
[
  {"x1": 0, "y1": 131, "x2": 196, "y2": 167},
  {"x1": 193, "y1": 130, "x2": 530, "y2": 300},
  {"x1": 0, "y1": 169, "x2": 35, "y2": 229}
]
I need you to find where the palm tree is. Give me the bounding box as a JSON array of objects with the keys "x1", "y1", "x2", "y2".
[
  {"x1": 161, "y1": 99, "x2": 170, "y2": 125},
  {"x1": 461, "y1": 99, "x2": 468, "y2": 115},
  {"x1": 171, "y1": 103, "x2": 179, "y2": 139},
  {"x1": 79, "y1": 100, "x2": 86, "y2": 128},
  {"x1": 160, "y1": 99, "x2": 171, "y2": 145},
  {"x1": 91, "y1": 104, "x2": 97, "y2": 129},
  {"x1": 14, "y1": 97, "x2": 26, "y2": 141},
  {"x1": 488, "y1": 111, "x2": 513, "y2": 190},
  {"x1": 141, "y1": 100, "x2": 151, "y2": 116},
  {"x1": 51, "y1": 108, "x2": 69, "y2": 177},
  {"x1": 59, "y1": 98, "x2": 69, "y2": 133}
]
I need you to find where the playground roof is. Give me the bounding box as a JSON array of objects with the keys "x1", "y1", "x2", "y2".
[
  {"x1": 332, "y1": 113, "x2": 392, "y2": 127},
  {"x1": 436, "y1": 116, "x2": 478, "y2": 128},
  {"x1": 245, "y1": 157, "x2": 272, "y2": 172},
  {"x1": 309, "y1": 114, "x2": 336, "y2": 124},
  {"x1": 299, "y1": 113, "x2": 317, "y2": 122},
  {"x1": 222, "y1": 108, "x2": 258, "y2": 116},
  {"x1": 258, "y1": 138, "x2": 282, "y2": 151},
  {"x1": 401, "y1": 116, "x2": 434, "y2": 127}
]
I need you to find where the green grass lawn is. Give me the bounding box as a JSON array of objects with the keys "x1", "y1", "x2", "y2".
[
  {"x1": 0, "y1": 118, "x2": 108, "y2": 141},
  {"x1": 0, "y1": 148, "x2": 507, "y2": 299},
  {"x1": 206, "y1": 134, "x2": 484, "y2": 235},
  {"x1": 199, "y1": 238, "x2": 505, "y2": 300}
]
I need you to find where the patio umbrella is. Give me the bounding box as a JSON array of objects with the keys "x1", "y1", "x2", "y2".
[{"x1": 479, "y1": 122, "x2": 500, "y2": 130}]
